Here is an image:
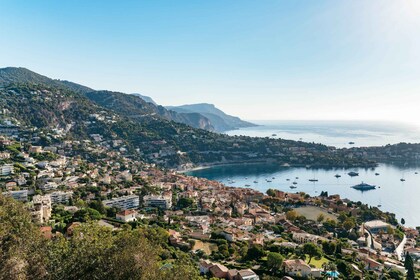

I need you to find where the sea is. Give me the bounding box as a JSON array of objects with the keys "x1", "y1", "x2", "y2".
[{"x1": 187, "y1": 120, "x2": 420, "y2": 227}]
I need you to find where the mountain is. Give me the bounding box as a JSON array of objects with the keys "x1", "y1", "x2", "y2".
[
  {"x1": 131, "y1": 93, "x2": 157, "y2": 105},
  {"x1": 0, "y1": 67, "x2": 375, "y2": 169},
  {"x1": 0, "y1": 67, "x2": 213, "y2": 131},
  {"x1": 167, "y1": 103, "x2": 256, "y2": 132},
  {"x1": 84, "y1": 91, "x2": 215, "y2": 131}
]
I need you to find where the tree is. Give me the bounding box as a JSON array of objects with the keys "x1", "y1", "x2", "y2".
[
  {"x1": 404, "y1": 252, "x2": 415, "y2": 280},
  {"x1": 302, "y1": 242, "x2": 322, "y2": 263},
  {"x1": 177, "y1": 197, "x2": 194, "y2": 209},
  {"x1": 343, "y1": 218, "x2": 356, "y2": 231},
  {"x1": 72, "y1": 207, "x2": 102, "y2": 222},
  {"x1": 246, "y1": 244, "x2": 265, "y2": 260},
  {"x1": 266, "y1": 189, "x2": 276, "y2": 197},
  {"x1": 267, "y1": 252, "x2": 284, "y2": 271},
  {"x1": 286, "y1": 210, "x2": 298, "y2": 221},
  {"x1": 317, "y1": 213, "x2": 325, "y2": 223}
]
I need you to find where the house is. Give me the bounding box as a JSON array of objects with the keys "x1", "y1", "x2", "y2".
[
  {"x1": 199, "y1": 260, "x2": 215, "y2": 275},
  {"x1": 364, "y1": 220, "x2": 391, "y2": 234},
  {"x1": 116, "y1": 209, "x2": 137, "y2": 222},
  {"x1": 50, "y1": 191, "x2": 73, "y2": 204},
  {"x1": 0, "y1": 164, "x2": 14, "y2": 176},
  {"x1": 283, "y1": 259, "x2": 312, "y2": 278},
  {"x1": 40, "y1": 226, "x2": 53, "y2": 239},
  {"x1": 209, "y1": 263, "x2": 229, "y2": 279},
  {"x1": 237, "y1": 269, "x2": 260, "y2": 280},
  {"x1": 3, "y1": 190, "x2": 28, "y2": 202}
]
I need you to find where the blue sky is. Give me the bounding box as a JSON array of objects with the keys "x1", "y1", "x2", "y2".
[{"x1": 1, "y1": 1, "x2": 420, "y2": 122}]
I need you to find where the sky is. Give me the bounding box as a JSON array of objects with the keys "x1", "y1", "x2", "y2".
[{"x1": 1, "y1": 1, "x2": 420, "y2": 123}]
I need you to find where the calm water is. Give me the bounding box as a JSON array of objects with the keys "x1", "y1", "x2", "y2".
[
  {"x1": 226, "y1": 120, "x2": 420, "y2": 148},
  {"x1": 187, "y1": 163, "x2": 420, "y2": 227}
]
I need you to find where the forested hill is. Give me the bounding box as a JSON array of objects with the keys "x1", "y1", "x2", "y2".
[{"x1": 0, "y1": 68, "x2": 375, "y2": 168}]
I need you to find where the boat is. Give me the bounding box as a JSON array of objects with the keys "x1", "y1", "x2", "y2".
[
  {"x1": 309, "y1": 179, "x2": 318, "y2": 182},
  {"x1": 400, "y1": 178, "x2": 406, "y2": 182},
  {"x1": 272, "y1": 177, "x2": 275, "y2": 179},
  {"x1": 375, "y1": 173, "x2": 380, "y2": 176},
  {"x1": 295, "y1": 177, "x2": 299, "y2": 179},
  {"x1": 415, "y1": 172, "x2": 418, "y2": 174},
  {"x1": 286, "y1": 179, "x2": 290, "y2": 181},
  {"x1": 377, "y1": 204, "x2": 382, "y2": 207},
  {"x1": 266, "y1": 180, "x2": 272, "y2": 183},
  {"x1": 245, "y1": 184, "x2": 251, "y2": 187},
  {"x1": 253, "y1": 181, "x2": 258, "y2": 183},
  {"x1": 351, "y1": 182, "x2": 376, "y2": 191},
  {"x1": 272, "y1": 134, "x2": 277, "y2": 136},
  {"x1": 348, "y1": 171, "x2": 359, "y2": 177},
  {"x1": 292, "y1": 181, "x2": 298, "y2": 185},
  {"x1": 349, "y1": 141, "x2": 355, "y2": 145},
  {"x1": 289, "y1": 186, "x2": 297, "y2": 189},
  {"x1": 334, "y1": 174, "x2": 341, "y2": 178}
]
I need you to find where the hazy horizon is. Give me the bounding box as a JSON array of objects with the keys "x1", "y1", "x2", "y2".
[{"x1": 2, "y1": 1, "x2": 420, "y2": 123}]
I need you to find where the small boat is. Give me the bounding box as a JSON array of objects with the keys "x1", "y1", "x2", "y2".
[
  {"x1": 292, "y1": 181, "x2": 298, "y2": 185},
  {"x1": 348, "y1": 171, "x2": 359, "y2": 177},
  {"x1": 334, "y1": 174, "x2": 341, "y2": 178},
  {"x1": 266, "y1": 180, "x2": 272, "y2": 183},
  {"x1": 349, "y1": 141, "x2": 355, "y2": 145},
  {"x1": 289, "y1": 186, "x2": 297, "y2": 189},
  {"x1": 286, "y1": 179, "x2": 290, "y2": 181},
  {"x1": 377, "y1": 204, "x2": 382, "y2": 207},
  {"x1": 415, "y1": 172, "x2": 418, "y2": 174},
  {"x1": 245, "y1": 184, "x2": 251, "y2": 187},
  {"x1": 272, "y1": 177, "x2": 275, "y2": 179},
  {"x1": 375, "y1": 173, "x2": 380, "y2": 176},
  {"x1": 309, "y1": 178, "x2": 318, "y2": 182},
  {"x1": 400, "y1": 178, "x2": 405, "y2": 182},
  {"x1": 272, "y1": 134, "x2": 277, "y2": 136},
  {"x1": 253, "y1": 181, "x2": 258, "y2": 183},
  {"x1": 352, "y1": 182, "x2": 376, "y2": 191},
  {"x1": 295, "y1": 177, "x2": 299, "y2": 179}
]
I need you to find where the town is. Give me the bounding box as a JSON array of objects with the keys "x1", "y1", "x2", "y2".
[{"x1": 1, "y1": 132, "x2": 419, "y2": 280}]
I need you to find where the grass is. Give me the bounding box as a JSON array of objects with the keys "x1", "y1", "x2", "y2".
[
  {"x1": 295, "y1": 206, "x2": 337, "y2": 222},
  {"x1": 307, "y1": 255, "x2": 329, "y2": 268}
]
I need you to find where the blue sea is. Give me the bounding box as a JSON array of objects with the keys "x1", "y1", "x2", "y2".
[
  {"x1": 225, "y1": 120, "x2": 420, "y2": 148},
  {"x1": 187, "y1": 121, "x2": 420, "y2": 227}
]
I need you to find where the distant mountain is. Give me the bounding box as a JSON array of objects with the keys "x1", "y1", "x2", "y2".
[
  {"x1": 85, "y1": 91, "x2": 215, "y2": 131},
  {"x1": 0, "y1": 67, "x2": 213, "y2": 131},
  {"x1": 167, "y1": 103, "x2": 256, "y2": 132},
  {"x1": 131, "y1": 93, "x2": 157, "y2": 105}
]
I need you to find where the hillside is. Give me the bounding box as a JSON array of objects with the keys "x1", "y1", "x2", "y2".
[
  {"x1": 167, "y1": 103, "x2": 256, "y2": 132},
  {"x1": 0, "y1": 67, "x2": 376, "y2": 169}
]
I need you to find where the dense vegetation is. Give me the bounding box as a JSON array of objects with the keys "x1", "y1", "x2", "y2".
[{"x1": 0, "y1": 194, "x2": 203, "y2": 280}]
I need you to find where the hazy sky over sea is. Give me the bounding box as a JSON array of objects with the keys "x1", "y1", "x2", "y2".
[{"x1": 2, "y1": 1, "x2": 420, "y2": 123}]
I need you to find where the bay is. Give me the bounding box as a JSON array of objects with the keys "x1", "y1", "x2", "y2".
[{"x1": 187, "y1": 163, "x2": 420, "y2": 227}]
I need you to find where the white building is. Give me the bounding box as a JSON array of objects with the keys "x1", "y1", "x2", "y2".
[
  {"x1": 103, "y1": 195, "x2": 139, "y2": 210},
  {"x1": 0, "y1": 164, "x2": 14, "y2": 176},
  {"x1": 50, "y1": 191, "x2": 73, "y2": 204},
  {"x1": 30, "y1": 195, "x2": 52, "y2": 224},
  {"x1": 2, "y1": 190, "x2": 28, "y2": 202},
  {"x1": 143, "y1": 194, "x2": 172, "y2": 209},
  {"x1": 40, "y1": 182, "x2": 58, "y2": 192},
  {"x1": 364, "y1": 220, "x2": 391, "y2": 234},
  {"x1": 116, "y1": 209, "x2": 137, "y2": 222}
]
